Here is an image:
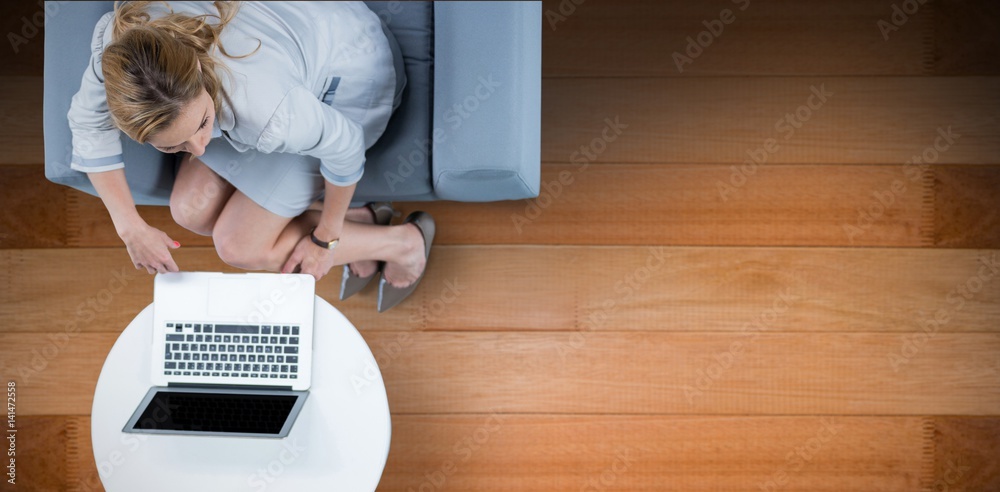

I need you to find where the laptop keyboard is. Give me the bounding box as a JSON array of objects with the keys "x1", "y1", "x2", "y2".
[{"x1": 163, "y1": 322, "x2": 301, "y2": 380}]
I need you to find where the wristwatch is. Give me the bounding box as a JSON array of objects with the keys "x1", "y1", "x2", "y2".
[{"x1": 309, "y1": 227, "x2": 339, "y2": 250}]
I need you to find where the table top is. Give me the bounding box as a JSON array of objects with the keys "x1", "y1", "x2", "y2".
[{"x1": 91, "y1": 297, "x2": 391, "y2": 492}]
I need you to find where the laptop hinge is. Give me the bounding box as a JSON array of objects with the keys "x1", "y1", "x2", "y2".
[{"x1": 167, "y1": 382, "x2": 295, "y2": 391}]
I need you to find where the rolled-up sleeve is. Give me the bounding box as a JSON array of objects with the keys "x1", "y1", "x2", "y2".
[
  {"x1": 257, "y1": 86, "x2": 366, "y2": 186},
  {"x1": 67, "y1": 12, "x2": 125, "y2": 174}
]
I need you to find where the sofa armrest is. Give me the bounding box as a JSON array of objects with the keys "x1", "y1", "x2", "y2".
[{"x1": 431, "y1": 1, "x2": 541, "y2": 201}]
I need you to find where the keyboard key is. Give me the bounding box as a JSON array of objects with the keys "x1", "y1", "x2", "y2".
[
  {"x1": 286, "y1": 356, "x2": 298, "y2": 363},
  {"x1": 200, "y1": 344, "x2": 208, "y2": 351},
  {"x1": 280, "y1": 365, "x2": 288, "y2": 373},
  {"x1": 291, "y1": 365, "x2": 298, "y2": 372},
  {"x1": 228, "y1": 345, "x2": 236, "y2": 352},
  {"x1": 262, "y1": 326, "x2": 271, "y2": 335},
  {"x1": 192, "y1": 353, "x2": 200, "y2": 361},
  {"x1": 195, "y1": 335, "x2": 204, "y2": 342},
  {"x1": 290, "y1": 337, "x2": 299, "y2": 345},
  {"x1": 167, "y1": 323, "x2": 174, "y2": 328},
  {"x1": 267, "y1": 355, "x2": 275, "y2": 363},
  {"x1": 212, "y1": 372, "x2": 220, "y2": 377},
  {"x1": 204, "y1": 324, "x2": 213, "y2": 332},
  {"x1": 263, "y1": 365, "x2": 270, "y2": 372},
  {"x1": 209, "y1": 345, "x2": 217, "y2": 351},
  {"x1": 291, "y1": 375, "x2": 297, "y2": 379},
  {"x1": 196, "y1": 363, "x2": 204, "y2": 370},
  {"x1": 181, "y1": 344, "x2": 189, "y2": 351},
  {"x1": 242, "y1": 336, "x2": 250, "y2": 343},
  {"x1": 250, "y1": 374, "x2": 259, "y2": 378},
  {"x1": 194, "y1": 324, "x2": 201, "y2": 333},
  {"x1": 270, "y1": 374, "x2": 278, "y2": 378},
  {"x1": 237, "y1": 346, "x2": 245, "y2": 353},
  {"x1": 239, "y1": 355, "x2": 247, "y2": 362},
  {"x1": 166, "y1": 334, "x2": 184, "y2": 342},
  {"x1": 211, "y1": 354, "x2": 219, "y2": 361},
  {"x1": 183, "y1": 371, "x2": 191, "y2": 376},
  {"x1": 193, "y1": 372, "x2": 201, "y2": 376},
  {"x1": 280, "y1": 374, "x2": 288, "y2": 379},
  {"x1": 252, "y1": 364, "x2": 261, "y2": 372},
  {"x1": 225, "y1": 363, "x2": 233, "y2": 371},
  {"x1": 223, "y1": 336, "x2": 231, "y2": 343},
  {"x1": 255, "y1": 346, "x2": 263, "y2": 353},
  {"x1": 165, "y1": 362, "x2": 177, "y2": 369},
  {"x1": 284, "y1": 346, "x2": 298, "y2": 354},
  {"x1": 280, "y1": 337, "x2": 287, "y2": 344},
  {"x1": 265, "y1": 346, "x2": 273, "y2": 354},
  {"x1": 172, "y1": 343, "x2": 179, "y2": 351},
  {"x1": 242, "y1": 373, "x2": 250, "y2": 378},
  {"x1": 269, "y1": 336, "x2": 277, "y2": 344},
  {"x1": 183, "y1": 353, "x2": 191, "y2": 360},
  {"x1": 214, "y1": 324, "x2": 261, "y2": 334},
  {"x1": 214, "y1": 335, "x2": 222, "y2": 343},
  {"x1": 184, "y1": 323, "x2": 192, "y2": 328},
  {"x1": 165, "y1": 352, "x2": 172, "y2": 360},
  {"x1": 252, "y1": 336, "x2": 259, "y2": 344},
  {"x1": 175, "y1": 326, "x2": 182, "y2": 333},
  {"x1": 234, "y1": 364, "x2": 242, "y2": 371},
  {"x1": 292, "y1": 326, "x2": 299, "y2": 335},
  {"x1": 277, "y1": 356, "x2": 284, "y2": 363},
  {"x1": 283, "y1": 326, "x2": 291, "y2": 335}
]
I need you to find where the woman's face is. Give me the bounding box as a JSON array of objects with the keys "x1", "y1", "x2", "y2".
[{"x1": 147, "y1": 88, "x2": 215, "y2": 157}]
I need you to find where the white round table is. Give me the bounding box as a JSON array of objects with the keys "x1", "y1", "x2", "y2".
[{"x1": 91, "y1": 297, "x2": 391, "y2": 491}]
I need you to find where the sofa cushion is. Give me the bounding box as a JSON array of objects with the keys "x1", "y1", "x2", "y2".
[{"x1": 357, "y1": 1, "x2": 435, "y2": 200}]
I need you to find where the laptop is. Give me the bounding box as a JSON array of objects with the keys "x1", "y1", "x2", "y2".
[{"x1": 123, "y1": 272, "x2": 316, "y2": 438}]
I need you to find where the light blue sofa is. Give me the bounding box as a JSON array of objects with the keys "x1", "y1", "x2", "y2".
[{"x1": 43, "y1": 1, "x2": 541, "y2": 205}]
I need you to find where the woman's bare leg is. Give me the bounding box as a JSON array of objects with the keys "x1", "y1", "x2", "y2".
[
  {"x1": 305, "y1": 200, "x2": 382, "y2": 277},
  {"x1": 212, "y1": 191, "x2": 426, "y2": 286},
  {"x1": 169, "y1": 154, "x2": 236, "y2": 236}
]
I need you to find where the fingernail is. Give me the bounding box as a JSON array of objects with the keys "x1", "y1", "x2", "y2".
[{"x1": 174, "y1": 241, "x2": 181, "y2": 247}]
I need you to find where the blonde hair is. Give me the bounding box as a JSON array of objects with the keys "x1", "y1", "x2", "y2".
[{"x1": 102, "y1": 1, "x2": 257, "y2": 143}]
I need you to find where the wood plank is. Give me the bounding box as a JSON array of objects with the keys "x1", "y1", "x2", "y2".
[
  {"x1": 0, "y1": 3, "x2": 45, "y2": 77},
  {"x1": 930, "y1": 417, "x2": 1000, "y2": 491},
  {"x1": 932, "y1": 166, "x2": 1000, "y2": 249},
  {"x1": 0, "y1": 165, "x2": 70, "y2": 248},
  {"x1": 542, "y1": 0, "x2": 933, "y2": 77},
  {"x1": 3, "y1": 246, "x2": 999, "y2": 334},
  {"x1": 540, "y1": 78, "x2": 1000, "y2": 165},
  {"x1": 15, "y1": 164, "x2": 989, "y2": 248},
  {"x1": 931, "y1": 0, "x2": 1000, "y2": 75},
  {"x1": 1, "y1": 416, "x2": 70, "y2": 491},
  {"x1": 371, "y1": 332, "x2": 1000, "y2": 415},
  {"x1": 382, "y1": 415, "x2": 930, "y2": 491},
  {"x1": 0, "y1": 77, "x2": 43, "y2": 164},
  {"x1": 14, "y1": 415, "x2": 1000, "y2": 491},
  {"x1": 6, "y1": 332, "x2": 999, "y2": 415}
]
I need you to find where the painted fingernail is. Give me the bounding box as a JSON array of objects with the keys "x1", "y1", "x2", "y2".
[{"x1": 174, "y1": 241, "x2": 181, "y2": 247}]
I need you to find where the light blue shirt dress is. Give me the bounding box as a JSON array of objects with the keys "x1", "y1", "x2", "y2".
[{"x1": 68, "y1": 1, "x2": 405, "y2": 217}]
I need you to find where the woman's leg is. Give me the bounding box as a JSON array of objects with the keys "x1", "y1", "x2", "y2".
[
  {"x1": 169, "y1": 154, "x2": 236, "y2": 236},
  {"x1": 212, "y1": 191, "x2": 426, "y2": 286}
]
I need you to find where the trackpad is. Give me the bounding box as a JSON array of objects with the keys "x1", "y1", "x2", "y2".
[{"x1": 208, "y1": 278, "x2": 260, "y2": 318}]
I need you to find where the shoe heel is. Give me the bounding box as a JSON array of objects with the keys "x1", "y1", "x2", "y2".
[
  {"x1": 340, "y1": 202, "x2": 395, "y2": 300},
  {"x1": 377, "y1": 212, "x2": 435, "y2": 313}
]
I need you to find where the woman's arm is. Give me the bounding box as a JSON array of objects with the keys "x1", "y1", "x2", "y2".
[
  {"x1": 281, "y1": 180, "x2": 355, "y2": 279},
  {"x1": 88, "y1": 169, "x2": 181, "y2": 274}
]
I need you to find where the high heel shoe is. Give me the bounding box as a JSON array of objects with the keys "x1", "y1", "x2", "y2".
[
  {"x1": 339, "y1": 202, "x2": 395, "y2": 300},
  {"x1": 377, "y1": 211, "x2": 435, "y2": 313}
]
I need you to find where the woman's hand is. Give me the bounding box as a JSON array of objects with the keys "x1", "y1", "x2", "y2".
[
  {"x1": 119, "y1": 222, "x2": 182, "y2": 274},
  {"x1": 282, "y1": 235, "x2": 336, "y2": 281}
]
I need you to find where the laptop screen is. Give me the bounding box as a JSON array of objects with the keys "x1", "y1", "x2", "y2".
[{"x1": 126, "y1": 388, "x2": 306, "y2": 437}]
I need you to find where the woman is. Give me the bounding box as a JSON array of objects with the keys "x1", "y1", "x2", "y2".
[{"x1": 68, "y1": 1, "x2": 434, "y2": 312}]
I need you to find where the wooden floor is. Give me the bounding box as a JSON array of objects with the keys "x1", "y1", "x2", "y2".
[{"x1": 3, "y1": 0, "x2": 1000, "y2": 490}]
